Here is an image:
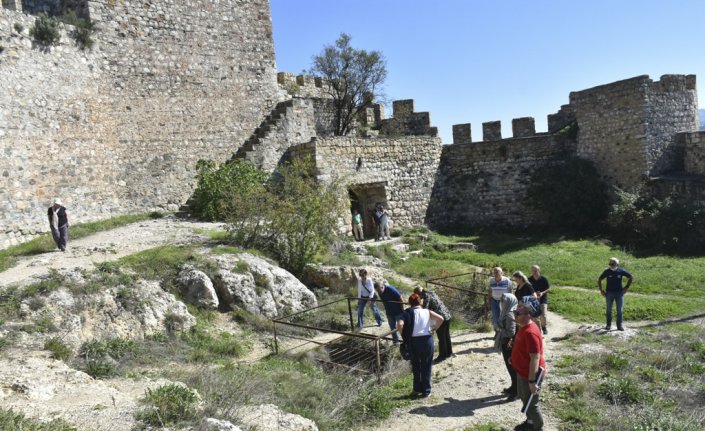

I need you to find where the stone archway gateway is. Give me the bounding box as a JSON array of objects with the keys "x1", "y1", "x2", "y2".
[{"x1": 348, "y1": 183, "x2": 388, "y2": 239}]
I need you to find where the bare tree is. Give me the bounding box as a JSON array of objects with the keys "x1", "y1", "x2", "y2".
[{"x1": 310, "y1": 33, "x2": 387, "y2": 136}]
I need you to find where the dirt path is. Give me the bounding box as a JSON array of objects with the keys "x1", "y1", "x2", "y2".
[
  {"x1": 362, "y1": 312, "x2": 579, "y2": 431},
  {"x1": 0, "y1": 218, "x2": 225, "y2": 289}
]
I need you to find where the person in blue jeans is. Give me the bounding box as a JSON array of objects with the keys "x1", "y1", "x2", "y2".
[
  {"x1": 374, "y1": 281, "x2": 405, "y2": 343},
  {"x1": 396, "y1": 293, "x2": 444, "y2": 397},
  {"x1": 598, "y1": 257, "x2": 634, "y2": 331},
  {"x1": 356, "y1": 269, "x2": 383, "y2": 329}
]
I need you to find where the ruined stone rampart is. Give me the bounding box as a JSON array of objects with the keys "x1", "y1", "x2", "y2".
[
  {"x1": 379, "y1": 100, "x2": 437, "y2": 137},
  {"x1": 0, "y1": 0, "x2": 282, "y2": 247},
  {"x1": 427, "y1": 135, "x2": 576, "y2": 230},
  {"x1": 572, "y1": 75, "x2": 698, "y2": 189},
  {"x1": 288, "y1": 135, "x2": 442, "y2": 234}
]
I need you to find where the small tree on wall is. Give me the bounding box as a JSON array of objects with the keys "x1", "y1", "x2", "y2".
[{"x1": 310, "y1": 33, "x2": 387, "y2": 136}]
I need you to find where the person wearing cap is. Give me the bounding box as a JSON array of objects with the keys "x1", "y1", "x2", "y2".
[
  {"x1": 598, "y1": 257, "x2": 634, "y2": 331},
  {"x1": 47, "y1": 198, "x2": 69, "y2": 252}
]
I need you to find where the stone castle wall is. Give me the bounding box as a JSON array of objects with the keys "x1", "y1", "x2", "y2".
[
  {"x1": 572, "y1": 75, "x2": 698, "y2": 190},
  {"x1": 427, "y1": 134, "x2": 576, "y2": 231},
  {"x1": 0, "y1": 0, "x2": 282, "y2": 247},
  {"x1": 288, "y1": 135, "x2": 442, "y2": 233}
]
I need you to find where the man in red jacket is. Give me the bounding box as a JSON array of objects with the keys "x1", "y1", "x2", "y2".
[{"x1": 511, "y1": 303, "x2": 546, "y2": 431}]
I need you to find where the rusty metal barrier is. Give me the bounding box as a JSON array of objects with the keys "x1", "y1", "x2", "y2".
[
  {"x1": 425, "y1": 270, "x2": 491, "y2": 324},
  {"x1": 272, "y1": 297, "x2": 403, "y2": 383},
  {"x1": 271, "y1": 271, "x2": 489, "y2": 382}
]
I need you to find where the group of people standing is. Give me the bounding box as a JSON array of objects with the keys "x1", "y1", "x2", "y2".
[
  {"x1": 351, "y1": 203, "x2": 391, "y2": 242},
  {"x1": 489, "y1": 258, "x2": 634, "y2": 431},
  {"x1": 490, "y1": 266, "x2": 549, "y2": 431}
]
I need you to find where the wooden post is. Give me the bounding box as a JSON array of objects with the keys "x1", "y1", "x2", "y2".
[{"x1": 348, "y1": 297, "x2": 354, "y2": 331}]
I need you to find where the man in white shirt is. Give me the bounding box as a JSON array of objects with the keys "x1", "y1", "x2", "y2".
[{"x1": 356, "y1": 268, "x2": 383, "y2": 329}]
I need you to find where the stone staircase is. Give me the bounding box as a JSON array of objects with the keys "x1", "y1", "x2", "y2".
[
  {"x1": 175, "y1": 197, "x2": 196, "y2": 219},
  {"x1": 176, "y1": 98, "x2": 309, "y2": 218},
  {"x1": 231, "y1": 99, "x2": 297, "y2": 165}
]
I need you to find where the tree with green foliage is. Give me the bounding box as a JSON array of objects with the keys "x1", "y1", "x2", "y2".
[
  {"x1": 310, "y1": 33, "x2": 387, "y2": 136},
  {"x1": 191, "y1": 159, "x2": 269, "y2": 223},
  {"x1": 265, "y1": 157, "x2": 345, "y2": 275},
  {"x1": 527, "y1": 157, "x2": 609, "y2": 232},
  {"x1": 191, "y1": 157, "x2": 344, "y2": 276}
]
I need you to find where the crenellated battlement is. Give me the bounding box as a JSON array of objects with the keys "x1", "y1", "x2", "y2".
[
  {"x1": 277, "y1": 72, "x2": 333, "y2": 99},
  {"x1": 451, "y1": 116, "x2": 544, "y2": 144},
  {"x1": 379, "y1": 99, "x2": 437, "y2": 137}
]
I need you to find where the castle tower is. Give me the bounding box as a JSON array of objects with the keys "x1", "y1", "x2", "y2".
[{"x1": 572, "y1": 75, "x2": 699, "y2": 190}]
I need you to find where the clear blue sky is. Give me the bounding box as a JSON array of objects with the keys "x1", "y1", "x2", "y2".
[{"x1": 270, "y1": 0, "x2": 705, "y2": 144}]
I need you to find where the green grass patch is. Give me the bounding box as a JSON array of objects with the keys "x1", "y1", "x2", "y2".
[
  {"x1": 550, "y1": 321, "x2": 705, "y2": 430},
  {"x1": 549, "y1": 288, "x2": 705, "y2": 323},
  {"x1": 396, "y1": 231, "x2": 705, "y2": 297},
  {"x1": 44, "y1": 337, "x2": 72, "y2": 361},
  {"x1": 118, "y1": 245, "x2": 196, "y2": 286},
  {"x1": 0, "y1": 408, "x2": 76, "y2": 430}
]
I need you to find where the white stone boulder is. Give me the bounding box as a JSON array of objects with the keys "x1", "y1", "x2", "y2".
[
  {"x1": 302, "y1": 264, "x2": 386, "y2": 294},
  {"x1": 200, "y1": 418, "x2": 243, "y2": 431},
  {"x1": 20, "y1": 280, "x2": 196, "y2": 347},
  {"x1": 176, "y1": 265, "x2": 220, "y2": 309},
  {"x1": 238, "y1": 404, "x2": 318, "y2": 431},
  {"x1": 211, "y1": 253, "x2": 317, "y2": 318}
]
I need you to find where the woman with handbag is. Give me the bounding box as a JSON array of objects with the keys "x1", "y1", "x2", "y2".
[{"x1": 396, "y1": 293, "x2": 444, "y2": 398}]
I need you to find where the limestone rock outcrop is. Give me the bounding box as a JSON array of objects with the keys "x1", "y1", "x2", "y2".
[
  {"x1": 19, "y1": 279, "x2": 196, "y2": 348},
  {"x1": 177, "y1": 265, "x2": 220, "y2": 310},
  {"x1": 303, "y1": 264, "x2": 386, "y2": 294},
  {"x1": 211, "y1": 253, "x2": 317, "y2": 318}
]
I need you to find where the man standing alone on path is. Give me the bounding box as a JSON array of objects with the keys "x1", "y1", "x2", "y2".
[
  {"x1": 48, "y1": 198, "x2": 69, "y2": 252},
  {"x1": 374, "y1": 282, "x2": 405, "y2": 343},
  {"x1": 598, "y1": 257, "x2": 634, "y2": 331},
  {"x1": 415, "y1": 286, "x2": 453, "y2": 362},
  {"x1": 356, "y1": 269, "x2": 383, "y2": 329},
  {"x1": 511, "y1": 303, "x2": 546, "y2": 431},
  {"x1": 488, "y1": 267, "x2": 512, "y2": 330},
  {"x1": 529, "y1": 265, "x2": 551, "y2": 335}
]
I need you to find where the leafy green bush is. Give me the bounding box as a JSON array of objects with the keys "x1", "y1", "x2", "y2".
[
  {"x1": 79, "y1": 338, "x2": 138, "y2": 361},
  {"x1": 30, "y1": 13, "x2": 61, "y2": 46},
  {"x1": 191, "y1": 157, "x2": 344, "y2": 276},
  {"x1": 136, "y1": 384, "x2": 199, "y2": 427},
  {"x1": 191, "y1": 159, "x2": 269, "y2": 222},
  {"x1": 609, "y1": 188, "x2": 705, "y2": 254},
  {"x1": 44, "y1": 337, "x2": 72, "y2": 361},
  {"x1": 527, "y1": 157, "x2": 609, "y2": 233},
  {"x1": 13, "y1": 23, "x2": 24, "y2": 33},
  {"x1": 84, "y1": 360, "x2": 116, "y2": 379}
]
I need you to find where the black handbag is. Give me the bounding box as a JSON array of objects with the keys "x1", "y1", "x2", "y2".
[{"x1": 399, "y1": 341, "x2": 411, "y2": 360}]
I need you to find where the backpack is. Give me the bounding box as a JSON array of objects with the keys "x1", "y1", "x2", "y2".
[{"x1": 521, "y1": 295, "x2": 542, "y2": 318}]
